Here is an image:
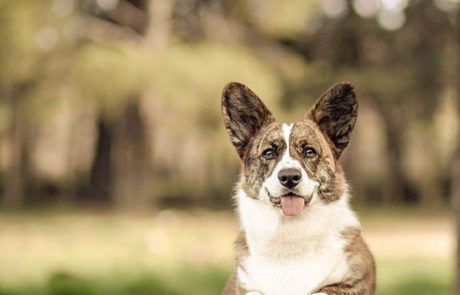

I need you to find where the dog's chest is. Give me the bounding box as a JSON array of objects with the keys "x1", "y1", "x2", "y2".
[
  {"x1": 236, "y1": 194, "x2": 357, "y2": 295},
  {"x1": 238, "y1": 233, "x2": 349, "y2": 295}
]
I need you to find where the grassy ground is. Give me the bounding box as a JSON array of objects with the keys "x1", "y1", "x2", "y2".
[{"x1": 0, "y1": 207, "x2": 454, "y2": 294}]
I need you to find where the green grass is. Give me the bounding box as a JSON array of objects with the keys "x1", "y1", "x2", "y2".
[
  {"x1": 0, "y1": 267, "x2": 229, "y2": 295},
  {"x1": 0, "y1": 258, "x2": 451, "y2": 295},
  {"x1": 377, "y1": 256, "x2": 452, "y2": 295},
  {"x1": 0, "y1": 209, "x2": 453, "y2": 295}
]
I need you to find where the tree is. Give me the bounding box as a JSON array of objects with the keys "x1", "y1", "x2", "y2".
[
  {"x1": 453, "y1": 5, "x2": 460, "y2": 294},
  {"x1": 81, "y1": 0, "x2": 170, "y2": 208},
  {"x1": 0, "y1": 1, "x2": 55, "y2": 207}
]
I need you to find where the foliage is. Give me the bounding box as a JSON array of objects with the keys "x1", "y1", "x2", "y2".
[{"x1": 0, "y1": 0, "x2": 457, "y2": 207}]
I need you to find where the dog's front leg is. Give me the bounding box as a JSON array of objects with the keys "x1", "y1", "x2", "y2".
[{"x1": 315, "y1": 282, "x2": 372, "y2": 295}]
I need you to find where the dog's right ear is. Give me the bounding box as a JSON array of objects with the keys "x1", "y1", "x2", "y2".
[
  {"x1": 306, "y1": 82, "x2": 358, "y2": 159},
  {"x1": 221, "y1": 82, "x2": 275, "y2": 158}
]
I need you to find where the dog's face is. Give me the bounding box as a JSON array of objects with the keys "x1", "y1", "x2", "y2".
[{"x1": 221, "y1": 82, "x2": 357, "y2": 216}]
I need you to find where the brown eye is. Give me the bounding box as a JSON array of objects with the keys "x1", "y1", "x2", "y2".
[
  {"x1": 262, "y1": 147, "x2": 276, "y2": 160},
  {"x1": 302, "y1": 146, "x2": 317, "y2": 158}
]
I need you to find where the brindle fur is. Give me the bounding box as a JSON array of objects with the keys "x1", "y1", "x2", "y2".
[
  {"x1": 315, "y1": 229, "x2": 376, "y2": 295},
  {"x1": 221, "y1": 82, "x2": 375, "y2": 295},
  {"x1": 241, "y1": 123, "x2": 284, "y2": 198},
  {"x1": 306, "y1": 83, "x2": 358, "y2": 159},
  {"x1": 221, "y1": 82, "x2": 275, "y2": 158}
]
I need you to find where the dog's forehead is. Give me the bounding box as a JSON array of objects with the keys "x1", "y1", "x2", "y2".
[
  {"x1": 290, "y1": 121, "x2": 323, "y2": 143},
  {"x1": 257, "y1": 121, "x2": 323, "y2": 144},
  {"x1": 260, "y1": 123, "x2": 283, "y2": 141}
]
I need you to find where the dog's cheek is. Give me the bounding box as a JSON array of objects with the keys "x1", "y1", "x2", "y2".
[
  {"x1": 294, "y1": 155, "x2": 319, "y2": 181},
  {"x1": 243, "y1": 157, "x2": 272, "y2": 198},
  {"x1": 315, "y1": 161, "x2": 340, "y2": 203}
]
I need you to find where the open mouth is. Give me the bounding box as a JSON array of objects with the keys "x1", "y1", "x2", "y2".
[
  {"x1": 280, "y1": 193, "x2": 307, "y2": 216},
  {"x1": 268, "y1": 190, "x2": 312, "y2": 217}
]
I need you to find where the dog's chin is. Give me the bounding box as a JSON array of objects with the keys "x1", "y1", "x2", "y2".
[{"x1": 268, "y1": 191, "x2": 313, "y2": 217}]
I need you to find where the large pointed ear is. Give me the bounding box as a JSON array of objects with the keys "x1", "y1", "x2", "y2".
[
  {"x1": 306, "y1": 82, "x2": 358, "y2": 159},
  {"x1": 221, "y1": 82, "x2": 275, "y2": 158}
]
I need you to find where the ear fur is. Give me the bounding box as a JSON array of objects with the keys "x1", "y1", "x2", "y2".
[
  {"x1": 306, "y1": 82, "x2": 358, "y2": 159},
  {"x1": 221, "y1": 82, "x2": 275, "y2": 158}
]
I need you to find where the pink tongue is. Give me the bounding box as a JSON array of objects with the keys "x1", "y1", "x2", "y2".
[{"x1": 281, "y1": 196, "x2": 305, "y2": 216}]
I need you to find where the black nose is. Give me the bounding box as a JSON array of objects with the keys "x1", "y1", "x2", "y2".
[{"x1": 278, "y1": 168, "x2": 302, "y2": 188}]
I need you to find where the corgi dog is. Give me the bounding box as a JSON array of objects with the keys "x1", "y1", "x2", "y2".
[{"x1": 220, "y1": 82, "x2": 375, "y2": 295}]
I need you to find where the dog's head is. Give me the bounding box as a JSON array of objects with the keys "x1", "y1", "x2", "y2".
[{"x1": 221, "y1": 82, "x2": 357, "y2": 216}]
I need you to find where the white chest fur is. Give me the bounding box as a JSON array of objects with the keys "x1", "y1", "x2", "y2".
[{"x1": 236, "y1": 189, "x2": 360, "y2": 295}]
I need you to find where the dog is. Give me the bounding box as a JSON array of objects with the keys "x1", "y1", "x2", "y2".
[{"x1": 220, "y1": 82, "x2": 375, "y2": 295}]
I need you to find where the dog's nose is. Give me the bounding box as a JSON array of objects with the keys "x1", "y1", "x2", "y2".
[{"x1": 278, "y1": 168, "x2": 302, "y2": 188}]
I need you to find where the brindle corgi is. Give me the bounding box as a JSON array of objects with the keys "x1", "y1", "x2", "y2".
[{"x1": 220, "y1": 82, "x2": 375, "y2": 295}]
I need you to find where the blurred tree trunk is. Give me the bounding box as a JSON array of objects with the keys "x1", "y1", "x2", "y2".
[
  {"x1": 88, "y1": 115, "x2": 114, "y2": 203},
  {"x1": 85, "y1": 0, "x2": 161, "y2": 208},
  {"x1": 88, "y1": 101, "x2": 152, "y2": 208},
  {"x1": 454, "y1": 121, "x2": 460, "y2": 295},
  {"x1": 453, "y1": 6, "x2": 460, "y2": 294},
  {"x1": 3, "y1": 82, "x2": 36, "y2": 208},
  {"x1": 418, "y1": 128, "x2": 443, "y2": 207},
  {"x1": 409, "y1": 1, "x2": 445, "y2": 207},
  {"x1": 112, "y1": 100, "x2": 152, "y2": 209},
  {"x1": 147, "y1": 0, "x2": 173, "y2": 48},
  {"x1": 372, "y1": 95, "x2": 410, "y2": 205}
]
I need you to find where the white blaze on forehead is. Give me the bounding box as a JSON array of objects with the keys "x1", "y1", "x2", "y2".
[
  {"x1": 280, "y1": 123, "x2": 298, "y2": 168},
  {"x1": 282, "y1": 123, "x2": 293, "y2": 153}
]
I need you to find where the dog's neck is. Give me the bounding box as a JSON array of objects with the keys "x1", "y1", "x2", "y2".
[{"x1": 236, "y1": 186, "x2": 361, "y2": 259}]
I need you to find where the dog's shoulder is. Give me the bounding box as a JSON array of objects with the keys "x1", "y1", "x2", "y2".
[{"x1": 341, "y1": 228, "x2": 376, "y2": 292}]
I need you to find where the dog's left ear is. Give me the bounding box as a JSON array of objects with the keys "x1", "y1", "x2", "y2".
[{"x1": 306, "y1": 82, "x2": 358, "y2": 159}]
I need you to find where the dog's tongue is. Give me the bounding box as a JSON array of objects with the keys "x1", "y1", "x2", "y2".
[{"x1": 281, "y1": 196, "x2": 305, "y2": 216}]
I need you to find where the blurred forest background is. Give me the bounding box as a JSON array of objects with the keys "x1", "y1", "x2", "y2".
[{"x1": 0, "y1": 0, "x2": 459, "y2": 294}]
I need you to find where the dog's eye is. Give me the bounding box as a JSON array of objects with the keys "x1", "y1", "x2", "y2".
[
  {"x1": 262, "y1": 148, "x2": 276, "y2": 160},
  {"x1": 302, "y1": 146, "x2": 317, "y2": 158}
]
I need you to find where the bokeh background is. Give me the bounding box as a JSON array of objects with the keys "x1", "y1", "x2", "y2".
[{"x1": 0, "y1": 0, "x2": 459, "y2": 294}]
